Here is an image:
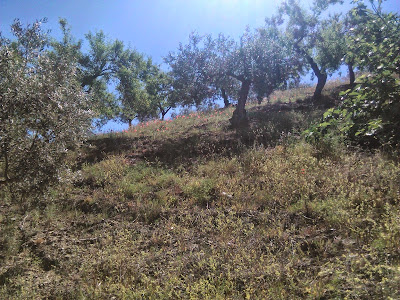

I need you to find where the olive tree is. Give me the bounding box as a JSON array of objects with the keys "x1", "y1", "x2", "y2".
[
  {"x1": 278, "y1": 0, "x2": 346, "y2": 99},
  {"x1": 0, "y1": 19, "x2": 92, "y2": 199},
  {"x1": 167, "y1": 24, "x2": 299, "y2": 127},
  {"x1": 224, "y1": 27, "x2": 299, "y2": 125},
  {"x1": 165, "y1": 33, "x2": 220, "y2": 107},
  {"x1": 165, "y1": 32, "x2": 241, "y2": 111}
]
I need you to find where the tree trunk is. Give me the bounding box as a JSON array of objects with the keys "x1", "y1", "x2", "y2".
[
  {"x1": 159, "y1": 105, "x2": 171, "y2": 121},
  {"x1": 348, "y1": 63, "x2": 355, "y2": 86},
  {"x1": 0, "y1": 146, "x2": 10, "y2": 185},
  {"x1": 230, "y1": 80, "x2": 251, "y2": 127},
  {"x1": 128, "y1": 119, "x2": 132, "y2": 128},
  {"x1": 257, "y1": 95, "x2": 263, "y2": 105},
  {"x1": 314, "y1": 72, "x2": 327, "y2": 100},
  {"x1": 221, "y1": 88, "x2": 230, "y2": 107},
  {"x1": 294, "y1": 44, "x2": 327, "y2": 100}
]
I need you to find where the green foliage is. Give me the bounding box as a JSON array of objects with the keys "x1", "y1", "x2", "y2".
[
  {"x1": 145, "y1": 65, "x2": 176, "y2": 120},
  {"x1": 277, "y1": 0, "x2": 346, "y2": 98},
  {"x1": 233, "y1": 25, "x2": 301, "y2": 98},
  {"x1": 165, "y1": 32, "x2": 221, "y2": 107},
  {"x1": 0, "y1": 19, "x2": 92, "y2": 200},
  {"x1": 315, "y1": 14, "x2": 346, "y2": 74},
  {"x1": 90, "y1": 79, "x2": 120, "y2": 127},
  {"x1": 117, "y1": 63, "x2": 152, "y2": 125},
  {"x1": 79, "y1": 30, "x2": 122, "y2": 86},
  {"x1": 79, "y1": 31, "x2": 127, "y2": 123},
  {"x1": 2, "y1": 5, "x2": 400, "y2": 299},
  {"x1": 167, "y1": 25, "x2": 301, "y2": 126},
  {"x1": 49, "y1": 18, "x2": 82, "y2": 64},
  {"x1": 115, "y1": 50, "x2": 176, "y2": 125},
  {"x1": 306, "y1": 1, "x2": 400, "y2": 149}
]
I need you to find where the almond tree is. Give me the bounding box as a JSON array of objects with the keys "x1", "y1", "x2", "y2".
[
  {"x1": 144, "y1": 65, "x2": 176, "y2": 120},
  {"x1": 78, "y1": 31, "x2": 127, "y2": 125},
  {"x1": 116, "y1": 51, "x2": 156, "y2": 127}
]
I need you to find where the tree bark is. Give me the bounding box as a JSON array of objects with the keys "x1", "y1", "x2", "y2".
[
  {"x1": 294, "y1": 44, "x2": 327, "y2": 100},
  {"x1": 2, "y1": 144, "x2": 10, "y2": 182},
  {"x1": 128, "y1": 119, "x2": 132, "y2": 128},
  {"x1": 159, "y1": 105, "x2": 171, "y2": 121},
  {"x1": 305, "y1": 55, "x2": 327, "y2": 100},
  {"x1": 348, "y1": 63, "x2": 355, "y2": 86},
  {"x1": 230, "y1": 80, "x2": 251, "y2": 127},
  {"x1": 314, "y1": 72, "x2": 327, "y2": 100},
  {"x1": 0, "y1": 145, "x2": 17, "y2": 186},
  {"x1": 221, "y1": 88, "x2": 230, "y2": 107}
]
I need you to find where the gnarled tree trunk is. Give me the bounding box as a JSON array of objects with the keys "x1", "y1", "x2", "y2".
[
  {"x1": 159, "y1": 105, "x2": 171, "y2": 121},
  {"x1": 230, "y1": 79, "x2": 251, "y2": 127},
  {"x1": 314, "y1": 72, "x2": 327, "y2": 100},
  {"x1": 294, "y1": 43, "x2": 327, "y2": 100},
  {"x1": 305, "y1": 55, "x2": 327, "y2": 100}
]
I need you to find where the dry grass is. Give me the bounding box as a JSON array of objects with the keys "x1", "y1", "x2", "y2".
[{"x1": 1, "y1": 80, "x2": 399, "y2": 299}]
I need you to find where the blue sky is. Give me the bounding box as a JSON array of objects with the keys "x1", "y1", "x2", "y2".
[
  {"x1": 4, "y1": 0, "x2": 399, "y2": 64},
  {"x1": 1, "y1": 0, "x2": 290, "y2": 65},
  {"x1": 1, "y1": 0, "x2": 399, "y2": 131}
]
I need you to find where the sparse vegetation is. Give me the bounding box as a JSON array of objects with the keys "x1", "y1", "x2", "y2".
[
  {"x1": 1, "y1": 0, "x2": 400, "y2": 298},
  {"x1": 1, "y1": 83, "x2": 400, "y2": 298}
]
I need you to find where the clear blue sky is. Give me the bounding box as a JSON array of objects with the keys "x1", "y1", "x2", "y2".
[
  {"x1": 0, "y1": 0, "x2": 288, "y2": 65},
  {"x1": 0, "y1": 0, "x2": 400, "y2": 63},
  {"x1": 1, "y1": 0, "x2": 399, "y2": 131},
  {"x1": 3, "y1": 0, "x2": 398, "y2": 65}
]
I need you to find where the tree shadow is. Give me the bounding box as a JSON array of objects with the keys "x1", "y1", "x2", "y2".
[{"x1": 79, "y1": 93, "x2": 343, "y2": 169}]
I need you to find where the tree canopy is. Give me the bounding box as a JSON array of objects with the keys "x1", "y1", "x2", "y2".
[
  {"x1": 307, "y1": 0, "x2": 400, "y2": 149},
  {"x1": 277, "y1": 0, "x2": 346, "y2": 99},
  {"x1": 166, "y1": 24, "x2": 301, "y2": 126},
  {"x1": 0, "y1": 19, "x2": 92, "y2": 199},
  {"x1": 2, "y1": 0, "x2": 400, "y2": 200}
]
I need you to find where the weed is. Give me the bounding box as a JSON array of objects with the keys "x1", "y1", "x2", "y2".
[{"x1": 1, "y1": 81, "x2": 399, "y2": 299}]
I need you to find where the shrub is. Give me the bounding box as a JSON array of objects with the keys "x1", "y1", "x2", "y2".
[
  {"x1": 305, "y1": 2, "x2": 400, "y2": 151},
  {"x1": 0, "y1": 20, "x2": 92, "y2": 201}
]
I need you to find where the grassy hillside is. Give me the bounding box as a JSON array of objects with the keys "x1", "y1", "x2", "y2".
[{"x1": 1, "y1": 81, "x2": 400, "y2": 299}]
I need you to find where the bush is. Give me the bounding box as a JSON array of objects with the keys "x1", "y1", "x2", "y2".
[
  {"x1": 0, "y1": 19, "x2": 92, "y2": 201},
  {"x1": 305, "y1": 2, "x2": 400, "y2": 151}
]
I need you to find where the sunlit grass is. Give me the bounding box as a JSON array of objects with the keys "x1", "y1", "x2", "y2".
[
  {"x1": 102, "y1": 106, "x2": 236, "y2": 139},
  {"x1": 1, "y1": 78, "x2": 399, "y2": 299},
  {"x1": 267, "y1": 77, "x2": 348, "y2": 104}
]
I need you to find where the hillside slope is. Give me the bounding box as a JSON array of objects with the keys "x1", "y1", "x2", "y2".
[{"x1": 1, "y1": 82, "x2": 400, "y2": 299}]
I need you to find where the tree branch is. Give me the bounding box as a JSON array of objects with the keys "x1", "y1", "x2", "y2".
[
  {"x1": 293, "y1": 43, "x2": 324, "y2": 78},
  {"x1": 227, "y1": 72, "x2": 245, "y2": 82}
]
